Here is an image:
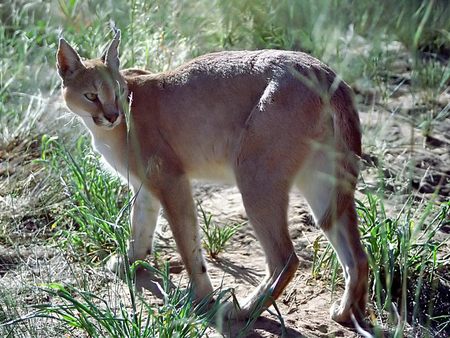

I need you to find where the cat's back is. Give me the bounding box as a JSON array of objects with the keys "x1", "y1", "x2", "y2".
[{"x1": 165, "y1": 49, "x2": 331, "y2": 84}]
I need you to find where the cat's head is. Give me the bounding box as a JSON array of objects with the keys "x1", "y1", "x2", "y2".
[{"x1": 56, "y1": 30, "x2": 128, "y2": 130}]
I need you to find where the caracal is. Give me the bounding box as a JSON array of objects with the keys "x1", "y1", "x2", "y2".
[{"x1": 56, "y1": 29, "x2": 368, "y2": 325}]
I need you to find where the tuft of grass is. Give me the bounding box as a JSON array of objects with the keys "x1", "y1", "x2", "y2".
[
  {"x1": 412, "y1": 59, "x2": 450, "y2": 137},
  {"x1": 198, "y1": 204, "x2": 243, "y2": 259},
  {"x1": 313, "y1": 194, "x2": 450, "y2": 334},
  {"x1": 4, "y1": 261, "x2": 218, "y2": 338},
  {"x1": 40, "y1": 135, "x2": 131, "y2": 263}
]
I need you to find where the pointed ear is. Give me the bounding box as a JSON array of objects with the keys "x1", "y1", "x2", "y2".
[
  {"x1": 101, "y1": 29, "x2": 121, "y2": 70},
  {"x1": 56, "y1": 38, "x2": 84, "y2": 78}
]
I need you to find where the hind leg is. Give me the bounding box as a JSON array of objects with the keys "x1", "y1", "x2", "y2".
[
  {"x1": 226, "y1": 167, "x2": 299, "y2": 319},
  {"x1": 297, "y1": 155, "x2": 368, "y2": 324},
  {"x1": 326, "y1": 204, "x2": 368, "y2": 323}
]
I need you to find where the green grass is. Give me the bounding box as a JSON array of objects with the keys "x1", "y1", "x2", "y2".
[
  {"x1": 313, "y1": 195, "x2": 450, "y2": 335},
  {"x1": 2, "y1": 261, "x2": 224, "y2": 338},
  {"x1": 40, "y1": 135, "x2": 131, "y2": 264},
  {"x1": 199, "y1": 204, "x2": 244, "y2": 260},
  {"x1": 31, "y1": 267, "x2": 213, "y2": 338},
  {"x1": 1, "y1": 0, "x2": 449, "y2": 337}
]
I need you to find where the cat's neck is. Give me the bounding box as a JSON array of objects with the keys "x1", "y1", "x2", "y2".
[
  {"x1": 82, "y1": 117, "x2": 127, "y2": 152},
  {"x1": 87, "y1": 118, "x2": 136, "y2": 182}
]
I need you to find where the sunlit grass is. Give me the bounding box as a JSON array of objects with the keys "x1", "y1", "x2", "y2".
[
  {"x1": 313, "y1": 195, "x2": 450, "y2": 334},
  {"x1": 198, "y1": 204, "x2": 244, "y2": 260},
  {"x1": 40, "y1": 135, "x2": 131, "y2": 263}
]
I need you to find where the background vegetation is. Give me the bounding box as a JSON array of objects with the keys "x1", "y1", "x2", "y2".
[{"x1": 1, "y1": 0, "x2": 449, "y2": 337}]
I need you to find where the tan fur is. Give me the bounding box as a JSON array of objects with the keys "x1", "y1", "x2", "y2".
[{"x1": 56, "y1": 31, "x2": 368, "y2": 324}]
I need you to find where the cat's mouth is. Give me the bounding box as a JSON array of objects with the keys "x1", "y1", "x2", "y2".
[{"x1": 93, "y1": 112, "x2": 123, "y2": 129}]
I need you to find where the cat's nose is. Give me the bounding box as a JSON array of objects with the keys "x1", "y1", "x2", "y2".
[{"x1": 105, "y1": 112, "x2": 119, "y2": 123}]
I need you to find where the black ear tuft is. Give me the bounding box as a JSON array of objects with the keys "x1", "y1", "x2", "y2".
[
  {"x1": 56, "y1": 38, "x2": 84, "y2": 78},
  {"x1": 101, "y1": 29, "x2": 121, "y2": 70}
]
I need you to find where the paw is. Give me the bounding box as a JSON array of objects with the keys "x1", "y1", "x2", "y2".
[
  {"x1": 189, "y1": 273, "x2": 214, "y2": 302},
  {"x1": 221, "y1": 294, "x2": 270, "y2": 321},
  {"x1": 106, "y1": 254, "x2": 128, "y2": 279},
  {"x1": 221, "y1": 301, "x2": 252, "y2": 320},
  {"x1": 330, "y1": 301, "x2": 352, "y2": 324}
]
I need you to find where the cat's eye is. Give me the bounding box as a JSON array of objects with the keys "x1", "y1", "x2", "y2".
[{"x1": 84, "y1": 93, "x2": 98, "y2": 101}]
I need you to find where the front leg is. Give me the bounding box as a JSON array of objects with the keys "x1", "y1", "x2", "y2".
[
  {"x1": 128, "y1": 186, "x2": 161, "y2": 260},
  {"x1": 108, "y1": 186, "x2": 160, "y2": 273},
  {"x1": 156, "y1": 174, "x2": 214, "y2": 300}
]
